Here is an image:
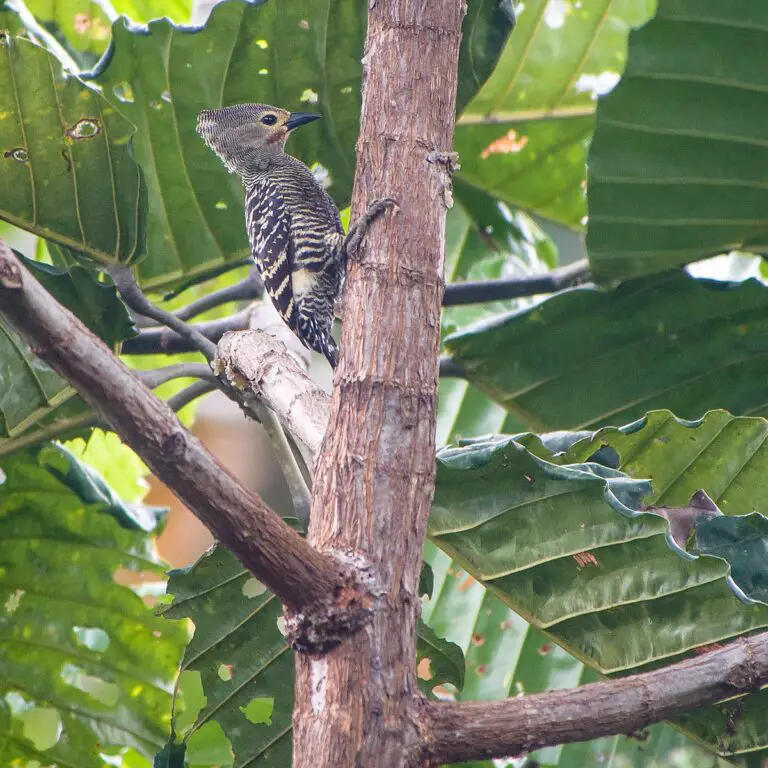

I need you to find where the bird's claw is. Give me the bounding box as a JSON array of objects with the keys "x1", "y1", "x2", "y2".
[{"x1": 344, "y1": 197, "x2": 399, "y2": 261}]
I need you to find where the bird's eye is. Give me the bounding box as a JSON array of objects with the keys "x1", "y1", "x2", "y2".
[{"x1": 260, "y1": 114, "x2": 278, "y2": 126}]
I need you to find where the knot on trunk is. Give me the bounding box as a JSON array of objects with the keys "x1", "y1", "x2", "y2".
[{"x1": 283, "y1": 549, "x2": 378, "y2": 653}]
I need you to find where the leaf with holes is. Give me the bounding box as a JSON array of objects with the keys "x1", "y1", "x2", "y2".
[
  {"x1": 416, "y1": 620, "x2": 465, "y2": 696},
  {"x1": 0, "y1": 34, "x2": 146, "y2": 264},
  {"x1": 430, "y1": 414, "x2": 768, "y2": 757},
  {"x1": 588, "y1": 0, "x2": 768, "y2": 279},
  {"x1": 0, "y1": 443, "x2": 185, "y2": 766},
  {"x1": 69, "y1": 0, "x2": 512, "y2": 289},
  {"x1": 161, "y1": 545, "x2": 293, "y2": 767},
  {"x1": 161, "y1": 547, "x2": 470, "y2": 764},
  {"x1": 444, "y1": 272, "x2": 768, "y2": 432},
  {"x1": 24, "y1": 0, "x2": 192, "y2": 67}
]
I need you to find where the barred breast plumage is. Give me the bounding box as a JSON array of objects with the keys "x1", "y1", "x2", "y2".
[
  {"x1": 244, "y1": 155, "x2": 345, "y2": 368},
  {"x1": 196, "y1": 103, "x2": 345, "y2": 368}
]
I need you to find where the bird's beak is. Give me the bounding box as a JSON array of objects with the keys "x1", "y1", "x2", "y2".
[{"x1": 285, "y1": 112, "x2": 321, "y2": 131}]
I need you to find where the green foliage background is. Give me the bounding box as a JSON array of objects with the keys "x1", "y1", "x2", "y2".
[{"x1": 1, "y1": 0, "x2": 768, "y2": 766}]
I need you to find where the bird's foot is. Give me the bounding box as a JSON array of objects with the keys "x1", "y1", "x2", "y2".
[{"x1": 343, "y1": 197, "x2": 399, "y2": 261}]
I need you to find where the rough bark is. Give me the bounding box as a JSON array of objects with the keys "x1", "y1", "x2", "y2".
[
  {"x1": 424, "y1": 630, "x2": 768, "y2": 764},
  {"x1": 290, "y1": 0, "x2": 463, "y2": 765},
  {"x1": 0, "y1": 244, "x2": 344, "y2": 616}
]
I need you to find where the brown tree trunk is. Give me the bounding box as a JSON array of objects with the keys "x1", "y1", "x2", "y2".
[{"x1": 291, "y1": 0, "x2": 464, "y2": 765}]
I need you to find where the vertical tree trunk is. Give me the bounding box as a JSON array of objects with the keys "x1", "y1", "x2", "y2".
[{"x1": 291, "y1": 0, "x2": 464, "y2": 765}]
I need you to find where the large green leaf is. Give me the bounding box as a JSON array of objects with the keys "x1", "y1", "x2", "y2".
[
  {"x1": 430, "y1": 411, "x2": 768, "y2": 757},
  {"x1": 587, "y1": 0, "x2": 768, "y2": 280},
  {"x1": 161, "y1": 546, "x2": 292, "y2": 768},
  {"x1": 0, "y1": 258, "x2": 135, "y2": 450},
  {"x1": 73, "y1": 0, "x2": 512, "y2": 289},
  {"x1": 161, "y1": 544, "x2": 468, "y2": 766},
  {"x1": 454, "y1": 0, "x2": 655, "y2": 229},
  {"x1": 422, "y1": 543, "x2": 725, "y2": 768},
  {"x1": 0, "y1": 34, "x2": 146, "y2": 263},
  {"x1": 0, "y1": 444, "x2": 185, "y2": 765},
  {"x1": 444, "y1": 272, "x2": 768, "y2": 432}
]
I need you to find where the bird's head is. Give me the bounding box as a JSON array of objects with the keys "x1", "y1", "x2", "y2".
[{"x1": 196, "y1": 103, "x2": 320, "y2": 176}]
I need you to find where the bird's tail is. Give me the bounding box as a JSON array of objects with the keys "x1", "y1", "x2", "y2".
[
  {"x1": 297, "y1": 312, "x2": 338, "y2": 368},
  {"x1": 321, "y1": 337, "x2": 339, "y2": 369}
]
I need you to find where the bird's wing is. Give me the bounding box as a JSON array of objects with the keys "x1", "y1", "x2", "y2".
[{"x1": 245, "y1": 178, "x2": 297, "y2": 329}]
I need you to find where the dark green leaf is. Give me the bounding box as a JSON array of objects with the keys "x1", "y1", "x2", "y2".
[
  {"x1": 25, "y1": 0, "x2": 192, "y2": 65},
  {"x1": 418, "y1": 562, "x2": 433, "y2": 599},
  {"x1": 21, "y1": 256, "x2": 136, "y2": 344},
  {"x1": 154, "y1": 736, "x2": 187, "y2": 768},
  {"x1": 563, "y1": 409, "x2": 768, "y2": 605},
  {"x1": 0, "y1": 254, "x2": 135, "y2": 445},
  {"x1": 444, "y1": 272, "x2": 768, "y2": 431},
  {"x1": 162, "y1": 546, "x2": 292, "y2": 768},
  {"x1": 456, "y1": 0, "x2": 515, "y2": 114},
  {"x1": 38, "y1": 441, "x2": 161, "y2": 531},
  {"x1": 0, "y1": 34, "x2": 146, "y2": 263},
  {"x1": 588, "y1": 0, "x2": 768, "y2": 280},
  {"x1": 0, "y1": 316, "x2": 76, "y2": 438},
  {"x1": 416, "y1": 620, "x2": 465, "y2": 695},
  {"x1": 697, "y1": 515, "x2": 768, "y2": 605},
  {"x1": 0, "y1": 444, "x2": 185, "y2": 765},
  {"x1": 430, "y1": 413, "x2": 768, "y2": 756}
]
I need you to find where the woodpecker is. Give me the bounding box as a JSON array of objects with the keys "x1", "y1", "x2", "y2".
[{"x1": 196, "y1": 103, "x2": 394, "y2": 368}]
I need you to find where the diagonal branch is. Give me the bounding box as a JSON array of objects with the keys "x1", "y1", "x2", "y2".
[
  {"x1": 0, "y1": 243, "x2": 349, "y2": 616},
  {"x1": 109, "y1": 265, "x2": 217, "y2": 360},
  {"x1": 175, "y1": 267, "x2": 264, "y2": 321},
  {"x1": 424, "y1": 631, "x2": 768, "y2": 764},
  {"x1": 137, "y1": 362, "x2": 218, "y2": 389}
]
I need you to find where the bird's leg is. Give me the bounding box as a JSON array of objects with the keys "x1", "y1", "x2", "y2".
[{"x1": 343, "y1": 198, "x2": 399, "y2": 261}]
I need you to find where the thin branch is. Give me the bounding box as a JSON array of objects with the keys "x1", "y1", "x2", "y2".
[
  {"x1": 121, "y1": 311, "x2": 250, "y2": 355},
  {"x1": 121, "y1": 263, "x2": 590, "y2": 356},
  {"x1": 166, "y1": 380, "x2": 216, "y2": 412},
  {"x1": 0, "y1": 243, "x2": 349, "y2": 615},
  {"x1": 137, "y1": 362, "x2": 218, "y2": 389},
  {"x1": 442, "y1": 259, "x2": 590, "y2": 307},
  {"x1": 175, "y1": 268, "x2": 264, "y2": 321},
  {"x1": 0, "y1": 373, "x2": 218, "y2": 459},
  {"x1": 424, "y1": 630, "x2": 768, "y2": 764},
  {"x1": 252, "y1": 401, "x2": 312, "y2": 528},
  {"x1": 109, "y1": 265, "x2": 217, "y2": 360}
]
